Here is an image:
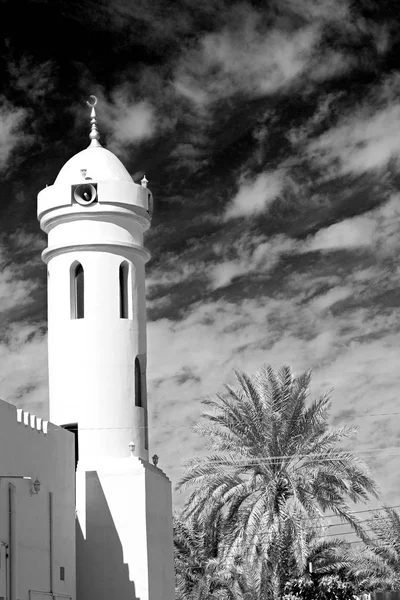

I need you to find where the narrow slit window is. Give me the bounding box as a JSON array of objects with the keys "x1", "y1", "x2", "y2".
[
  {"x1": 72, "y1": 263, "x2": 84, "y2": 319},
  {"x1": 135, "y1": 357, "x2": 142, "y2": 407},
  {"x1": 119, "y1": 262, "x2": 129, "y2": 319}
]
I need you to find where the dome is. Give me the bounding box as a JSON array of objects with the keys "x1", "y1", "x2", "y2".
[{"x1": 55, "y1": 146, "x2": 133, "y2": 185}]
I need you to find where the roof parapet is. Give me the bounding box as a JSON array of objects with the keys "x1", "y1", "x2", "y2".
[{"x1": 17, "y1": 409, "x2": 49, "y2": 434}]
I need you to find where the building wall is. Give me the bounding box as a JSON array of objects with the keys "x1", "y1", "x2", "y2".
[
  {"x1": 75, "y1": 456, "x2": 175, "y2": 600},
  {"x1": 0, "y1": 399, "x2": 76, "y2": 600},
  {"x1": 46, "y1": 247, "x2": 149, "y2": 461}
]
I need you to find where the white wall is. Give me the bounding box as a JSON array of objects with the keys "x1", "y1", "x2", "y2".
[
  {"x1": 40, "y1": 189, "x2": 151, "y2": 463},
  {"x1": 46, "y1": 247, "x2": 149, "y2": 461},
  {"x1": 76, "y1": 456, "x2": 175, "y2": 600},
  {"x1": 0, "y1": 399, "x2": 76, "y2": 600}
]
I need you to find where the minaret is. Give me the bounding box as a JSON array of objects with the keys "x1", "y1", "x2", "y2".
[
  {"x1": 38, "y1": 95, "x2": 152, "y2": 461},
  {"x1": 37, "y1": 97, "x2": 174, "y2": 600}
]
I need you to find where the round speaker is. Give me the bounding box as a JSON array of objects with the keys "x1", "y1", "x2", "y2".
[{"x1": 74, "y1": 183, "x2": 97, "y2": 206}]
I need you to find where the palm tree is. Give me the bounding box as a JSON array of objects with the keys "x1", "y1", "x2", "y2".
[
  {"x1": 176, "y1": 365, "x2": 379, "y2": 599},
  {"x1": 174, "y1": 510, "x2": 240, "y2": 599},
  {"x1": 355, "y1": 507, "x2": 400, "y2": 590}
]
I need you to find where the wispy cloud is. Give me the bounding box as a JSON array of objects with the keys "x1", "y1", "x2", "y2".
[
  {"x1": 0, "y1": 242, "x2": 39, "y2": 310},
  {"x1": 8, "y1": 57, "x2": 56, "y2": 105},
  {"x1": 302, "y1": 194, "x2": 400, "y2": 256},
  {"x1": 293, "y1": 73, "x2": 400, "y2": 178},
  {"x1": 172, "y1": 0, "x2": 376, "y2": 109},
  {"x1": 223, "y1": 171, "x2": 284, "y2": 220},
  {"x1": 101, "y1": 87, "x2": 156, "y2": 152},
  {"x1": 0, "y1": 236, "x2": 47, "y2": 415},
  {"x1": 174, "y1": 13, "x2": 321, "y2": 106},
  {"x1": 209, "y1": 233, "x2": 297, "y2": 290},
  {"x1": 307, "y1": 103, "x2": 400, "y2": 175},
  {"x1": 0, "y1": 98, "x2": 30, "y2": 172},
  {"x1": 0, "y1": 322, "x2": 48, "y2": 416},
  {"x1": 304, "y1": 215, "x2": 376, "y2": 251}
]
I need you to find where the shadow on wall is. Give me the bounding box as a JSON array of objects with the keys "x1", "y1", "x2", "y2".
[{"x1": 76, "y1": 471, "x2": 140, "y2": 600}]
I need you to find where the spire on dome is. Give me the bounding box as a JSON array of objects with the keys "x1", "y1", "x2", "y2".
[{"x1": 86, "y1": 95, "x2": 102, "y2": 148}]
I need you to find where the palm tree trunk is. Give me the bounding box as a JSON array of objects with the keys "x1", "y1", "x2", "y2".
[{"x1": 271, "y1": 564, "x2": 281, "y2": 600}]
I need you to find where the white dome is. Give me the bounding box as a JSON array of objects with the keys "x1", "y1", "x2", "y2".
[{"x1": 55, "y1": 146, "x2": 133, "y2": 185}]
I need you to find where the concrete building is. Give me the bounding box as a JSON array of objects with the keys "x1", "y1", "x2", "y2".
[
  {"x1": 0, "y1": 399, "x2": 75, "y2": 600},
  {"x1": 36, "y1": 97, "x2": 175, "y2": 600}
]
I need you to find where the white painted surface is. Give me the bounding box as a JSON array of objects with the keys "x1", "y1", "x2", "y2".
[
  {"x1": 38, "y1": 145, "x2": 152, "y2": 461},
  {"x1": 55, "y1": 146, "x2": 133, "y2": 184},
  {"x1": 0, "y1": 399, "x2": 75, "y2": 600},
  {"x1": 76, "y1": 457, "x2": 175, "y2": 600}
]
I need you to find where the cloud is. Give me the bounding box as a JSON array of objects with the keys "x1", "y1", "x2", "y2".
[
  {"x1": 172, "y1": 0, "x2": 379, "y2": 109},
  {"x1": 0, "y1": 99, "x2": 30, "y2": 172},
  {"x1": 0, "y1": 228, "x2": 48, "y2": 411},
  {"x1": 174, "y1": 9, "x2": 322, "y2": 106},
  {"x1": 102, "y1": 89, "x2": 156, "y2": 151},
  {"x1": 308, "y1": 51, "x2": 357, "y2": 83},
  {"x1": 0, "y1": 322, "x2": 48, "y2": 416},
  {"x1": 209, "y1": 233, "x2": 298, "y2": 290},
  {"x1": 147, "y1": 262, "x2": 202, "y2": 291},
  {"x1": 4, "y1": 228, "x2": 46, "y2": 254},
  {"x1": 306, "y1": 100, "x2": 400, "y2": 175},
  {"x1": 0, "y1": 243, "x2": 39, "y2": 311},
  {"x1": 223, "y1": 171, "x2": 284, "y2": 220},
  {"x1": 305, "y1": 215, "x2": 376, "y2": 251},
  {"x1": 0, "y1": 268, "x2": 38, "y2": 312},
  {"x1": 0, "y1": 236, "x2": 47, "y2": 416},
  {"x1": 302, "y1": 194, "x2": 400, "y2": 256},
  {"x1": 8, "y1": 58, "x2": 56, "y2": 105},
  {"x1": 310, "y1": 286, "x2": 354, "y2": 312},
  {"x1": 279, "y1": 0, "x2": 351, "y2": 23},
  {"x1": 214, "y1": 193, "x2": 400, "y2": 291},
  {"x1": 174, "y1": 6, "x2": 326, "y2": 107}
]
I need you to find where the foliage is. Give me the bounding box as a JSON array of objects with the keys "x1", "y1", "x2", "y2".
[
  {"x1": 173, "y1": 511, "x2": 241, "y2": 600},
  {"x1": 176, "y1": 364, "x2": 379, "y2": 599},
  {"x1": 354, "y1": 507, "x2": 400, "y2": 591},
  {"x1": 283, "y1": 575, "x2": 357, "y2": 600}
]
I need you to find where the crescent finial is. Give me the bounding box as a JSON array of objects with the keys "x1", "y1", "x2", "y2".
[
  {"x1": 86, "y1": 95, "x2": 98, "y2": 108},
  {"x1": 86, "y1": 95, "x2": 101, "y2": 147}
]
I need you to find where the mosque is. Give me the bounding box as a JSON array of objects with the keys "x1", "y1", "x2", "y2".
[{"x1": 0, "y1": 97, "x2": 175, "y2": 600}]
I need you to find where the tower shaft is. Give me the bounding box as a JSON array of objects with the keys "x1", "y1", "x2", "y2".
[{"x1": 38, "y1": 150, "x2": 153, "y2": 463}]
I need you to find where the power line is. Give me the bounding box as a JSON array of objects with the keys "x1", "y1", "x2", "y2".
[
  {"x1": 324, "y1": 514, "x2": 395, "y2": 529},
  {"x1": 175, "y1": 506, "x2": 400, "y2": 553},
  {"x1": 303, "y1": 504, "x2": 400, "y2": 521},
  {"x1": 43, "y1": 409, "x2": 400, "y2": 432},
  {"x1": 179, "y1": 448, "x2": 400, "y2": 465},
  {"x1": 150, "y1": 449, "x2": 400, "y2": 469},
  {"x1": 236, "y1": 507, "x2": 400, "y2": 547},
  {"x1": 323, "y1": 527, "x2": 376, "y2": 538},
  {"x1": 227, "y1": 448, "x2": 400, "y2": 461}
]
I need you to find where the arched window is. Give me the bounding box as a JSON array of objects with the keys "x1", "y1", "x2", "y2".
[
  {"x1": 72, "y1": 262, "x2": 84, "y2": 319},
  {"x1": 119, "y1": 262, "x2": 129, "y2": 319},
  {"x1": 135, "y1": 357, "x2": 142, "y2": 407}
]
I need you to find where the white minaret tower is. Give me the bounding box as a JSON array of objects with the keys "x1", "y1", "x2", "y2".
[{"x1": 37, "y1": 97, "x2": 174, "y2": 600}]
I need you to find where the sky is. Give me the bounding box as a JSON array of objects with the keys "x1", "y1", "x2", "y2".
[{"x1": 1, "y1": 0, "x2": 400, "y2": 520}]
